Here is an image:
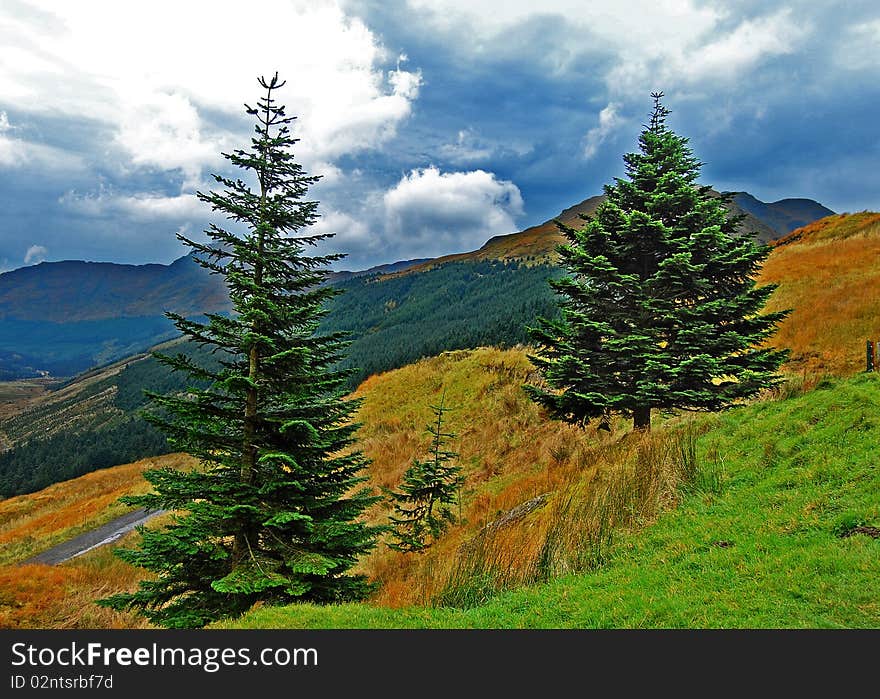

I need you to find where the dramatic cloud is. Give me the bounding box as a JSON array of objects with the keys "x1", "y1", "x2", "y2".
[
  {"x1": 383, "y1": 166, "x2": 524, "y2": 258},
  {"x1": 404, "y1": 0, "x2": 722, "y2": 51},
  {"x1": 607, "y1": 8, "x2": 808, "y2": 95},
  {"x1": 0, "y1": 110, "x2": 83, "y2": 170},
  {"x1": 0, "y1": 1, "x2": 878, "y2": 270},
  {"x1": 60, "y1": 190, "x2": 204, "y2": 222},
  {"x1": 0, "y1": 0, "x2": 422, "y2": 267},
  {"x1": 24, "y1": 244, "x2": 47, "y2": 265},
  {"x1": 0, "y1": 1, "x2": 421, "y2": 185}
]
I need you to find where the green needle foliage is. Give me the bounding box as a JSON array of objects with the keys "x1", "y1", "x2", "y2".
[
  {"x1": 98, "y1": 74, "x2": 380, "y2": 628},
  {"x1": 528, "y1": 93, "x2": 789, "y2": 432},
  {"x1": 388, "y1": 393, "x2": 464, "y2": 552}
]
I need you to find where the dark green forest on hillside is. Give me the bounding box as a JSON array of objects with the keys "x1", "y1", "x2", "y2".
[
  {"x1": 0, "y1": 260, "x2": 561, "y2": 497},
  {"x1": 0, "y1": 342, "x2": 219, "y2": 496},
  {"x1": 325, "y1": 260, "x2": 561, "y2": 386}
]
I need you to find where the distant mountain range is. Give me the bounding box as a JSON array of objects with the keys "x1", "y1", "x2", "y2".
[
  {"x1": 0, "y1": 256, "x2": 428, "y2": 378},
  {"x1": 0, "y1": 191, "x2": 833, "y2": 378}
]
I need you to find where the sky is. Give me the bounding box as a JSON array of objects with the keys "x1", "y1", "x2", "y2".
[{"x1": 0, "y1": 0, "x2": 878, "y2": 272}]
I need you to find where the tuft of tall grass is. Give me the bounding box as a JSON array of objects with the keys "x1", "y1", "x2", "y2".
[
  {"x1": 433, "y1": 425, "x2": 715, "y2": 608},
  {"x1": 0, "y1": 535, "x2": 152, "y2": 629}
]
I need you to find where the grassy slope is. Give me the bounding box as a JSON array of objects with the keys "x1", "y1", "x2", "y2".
[
  {"x1": 222, "y1": 373, "x2": 880, "y2": 628},
  {"x1": 3, "y1": 350, "x2": 878, "y2": 629},
  {"x1": 761, "y1": 212, "x2": 880, "y2": 377},
  {"x1": 4, "y1": 212, "x2": 879, "y2": 628}
]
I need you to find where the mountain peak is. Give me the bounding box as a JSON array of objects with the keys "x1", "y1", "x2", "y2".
[{"x1": 729, "y1": 192, "x2": 835, "y2": 236}]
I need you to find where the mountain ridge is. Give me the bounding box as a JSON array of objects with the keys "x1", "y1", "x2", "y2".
[{"x1": 393, "y1": 191, "x2": 828, "y2": 276}]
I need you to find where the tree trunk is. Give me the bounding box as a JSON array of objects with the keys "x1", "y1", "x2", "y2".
[
  {"x1": 233, "y1": 103, "x2": 271, "y2": 567},
  {"x1": 633, "y1": 405, "x2": 651, "y2": 431}
]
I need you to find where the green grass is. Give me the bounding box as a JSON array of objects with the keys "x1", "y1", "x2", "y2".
[{"x1": 218, "y1": 373, "x2": 880, "y2": 629}]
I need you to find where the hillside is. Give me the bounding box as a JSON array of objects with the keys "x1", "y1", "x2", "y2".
[
  {"x1": 4, "y1": 349, "x2": 877, "y2": 628},
  {"x1": 0, "y1": 340, "x2": 204, "y2": 496},
  {"x1": 0, "y1": 255, "x2": 227, "y2": 377},
  {"x1": 0, "y1": 256, "x2": 428, "y2": 379},
  {"x1": 0, "y1": 255, "x2": 229, "y2": 324},
  {"x1": 760, "y1": 211, "x2": 880, "y2": 376},
  {"x1": 327, "y1": 258, "x2": 432, "y2": 283},
  {"x1": 221, "y1": 367, "x2": 880, "y2": 629},
  {"x1": 0, "y1": 452, "x2": 193, "y2": 628}
]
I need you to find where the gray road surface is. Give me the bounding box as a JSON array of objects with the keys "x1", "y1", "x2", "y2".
[{"x1": 20, "y1": 508, "x2": 164, "y2": 566}]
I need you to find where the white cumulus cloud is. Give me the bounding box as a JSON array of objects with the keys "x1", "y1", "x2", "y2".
[
  {"x1": 383, "y1": 166, "x2": 524, "y2": 258},
  {"x1": 0, "y1": 1, "x2": 421, "y2": 187},
  {"x1": 113, "y1": 91, "x2": 220, "y2": 190}
]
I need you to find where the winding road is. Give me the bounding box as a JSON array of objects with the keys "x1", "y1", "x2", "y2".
[{"x1": 21, "y1": 508, "x2": 165, "y2": 566}]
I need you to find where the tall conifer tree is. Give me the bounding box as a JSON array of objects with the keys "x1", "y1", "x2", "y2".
[
  {"x1": 528, "y1": 93, "x2": 789, "y2": 431},
  {"x1": 99, "y1": 74, "x2": 379, "y2": 628}
]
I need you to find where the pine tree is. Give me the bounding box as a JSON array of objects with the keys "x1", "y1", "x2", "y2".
[
  {"x1": 98, "y1": 73, "x2": 380, "y2": 628},
  {"x1": 527, "y1": 93, "x2": 789, "y2": 432},
  {"x1": 387, "y1": 394, "x2": 464, "y2": 552}
]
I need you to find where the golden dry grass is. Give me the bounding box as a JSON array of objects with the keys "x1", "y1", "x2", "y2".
[
  {"x1": 0, "y1": 544, "x2": 150, "y2": 629},
  {"x1": 0, "y1": 454, "x2": 193, "y2": 628},
  {"x1": 760, "y1": 212, "x2": 880, "y2": 376},
  {"x1": 352, "y1": 348, "x2": 704, "y2": 608},
  {"x1": 355, "y1": 213, "x2": 880, "y2": 605}
]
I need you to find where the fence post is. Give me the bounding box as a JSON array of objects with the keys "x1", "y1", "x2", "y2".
[{"x1": 868, "y1": 339, "x2": 875, "y2": 372}]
